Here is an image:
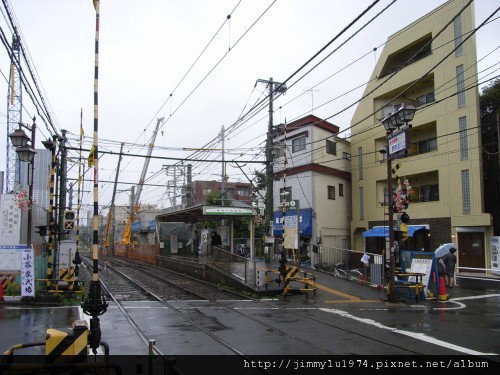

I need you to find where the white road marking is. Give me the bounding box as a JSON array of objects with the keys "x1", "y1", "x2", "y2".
[
  {"x1": 319, "y1": 307, "x2": 497, "y2": 356},
  {"x1": 433, "y1": 293, "x2": 500, "y2": 310}
]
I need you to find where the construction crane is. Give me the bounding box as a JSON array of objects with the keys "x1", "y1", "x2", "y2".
[{"x1": 122, "y1": 117, "x2": 164, "y2": 245}]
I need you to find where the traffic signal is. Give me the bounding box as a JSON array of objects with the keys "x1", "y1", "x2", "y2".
[
  {"x1": 64, "y1": 210, "x2": 75, "y2": 231},
  {"x1": 35, "y1": 225, "x2": 47, "y2": 236}
]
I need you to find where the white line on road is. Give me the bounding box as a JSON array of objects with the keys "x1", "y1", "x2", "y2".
[
  {"x1": 319, "y1": 307, "x2": 497, "y2": 356},
  {"x1": 433, "y1": 293, "x2": 500, "y2": 311}
]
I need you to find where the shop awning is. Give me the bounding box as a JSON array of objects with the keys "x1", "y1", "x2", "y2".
[{"x1": 362, "y1": 225, "x2": 428, "y2": 238}]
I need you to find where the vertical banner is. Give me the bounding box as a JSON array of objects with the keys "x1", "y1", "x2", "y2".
[{"x1": 21, "y1": 246, "x2": 35, "y2": 297}]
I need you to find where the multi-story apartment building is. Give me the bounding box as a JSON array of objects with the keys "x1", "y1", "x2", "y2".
[
  {"x1": 272, "y1": 115, "x2": 351, "y2": 252},
  {"x1": 350, "y1": 0, "x2": 493, "y2": 273},
  {"x1": 191, "y1": 180, "x2": 253, "y2": 206}
]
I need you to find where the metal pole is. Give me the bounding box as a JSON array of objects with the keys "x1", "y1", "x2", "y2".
[
  {"x1": 266, "y1": 78, "x2": 274, "y2": 236},
  {"x1": 387, "y1": 134, "x2": 396, "y2": 302},
  {"x1": 27, "y1": 116, "x2": 36, "y2": 246},
  {"x1": 110, "y1": 142, "x2": 124, "y2": 256},
  {"x1": 58, "y1": 130, "x2": 67, "y2": 242}
]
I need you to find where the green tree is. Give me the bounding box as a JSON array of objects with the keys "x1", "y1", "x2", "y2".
[{"x1": 479, "y1": 78, "x2": 500, "y2": 117}]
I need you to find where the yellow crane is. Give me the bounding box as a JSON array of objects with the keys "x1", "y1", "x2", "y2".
[{"x1": 122, "y1": 117, "x2": 164, "y2": 245}]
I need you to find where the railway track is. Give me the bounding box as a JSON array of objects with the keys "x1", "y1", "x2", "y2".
[{"x1": 78, "y1": 255, "x2": 428, "y2": 357}]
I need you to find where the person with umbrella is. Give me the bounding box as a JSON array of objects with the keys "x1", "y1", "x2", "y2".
[{"x1": 442, "y1": 247, "x2": 458, "y2": 288}]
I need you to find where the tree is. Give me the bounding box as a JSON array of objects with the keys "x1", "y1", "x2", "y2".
[
  {"x1": 479, "y1": 78, "x2": 500, "y2": 117},
  {"x1": 252, "y1": 169, "x2": 266, "y2": 192}
]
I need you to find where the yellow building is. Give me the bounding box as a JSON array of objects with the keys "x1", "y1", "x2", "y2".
[{"x1": 350, "y1": 0, "x2": 493, "y2": 274}]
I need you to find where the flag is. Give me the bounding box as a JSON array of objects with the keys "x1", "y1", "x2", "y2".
[
  {"x1": 80, "y1": 126, "x2": 84, "y2": 137},
  {"x1": 88, "y1": 144, "x2": 95, "y2": 167},
  {"x1": 93, "y1": 0, "x2": 98, "y2": 11}
]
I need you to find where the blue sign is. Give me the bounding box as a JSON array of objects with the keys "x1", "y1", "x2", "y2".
[{"x1": 273, "y1": 208, "x2": 313, "y2": 237}]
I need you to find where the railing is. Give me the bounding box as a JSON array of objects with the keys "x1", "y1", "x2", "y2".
[
  {"x1": 211, "y1": 246, "x2": 255, "y2": 287},
  {"x1": 148, "y1": 339, "x2": 185, "y2": 375},
  {"x1": 315, "y1": 246, "x2": 384, "y2": 287}
]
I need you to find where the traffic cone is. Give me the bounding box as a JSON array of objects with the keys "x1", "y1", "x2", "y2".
[
  {"x1": 361, "y1": 274, "x2": 366, "y2": 286},
  {"x1": 438, "y1": 275, "x2": 448, "y2": 301}
]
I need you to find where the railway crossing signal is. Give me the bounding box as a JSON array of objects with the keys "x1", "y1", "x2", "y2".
[{"x1": 64, "y1": 210, "x2": 75, "y2": 231}]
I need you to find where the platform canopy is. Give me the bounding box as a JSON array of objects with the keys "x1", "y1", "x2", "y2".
[
  {"x1": 155, "y1": 201, "x2": 257, "y2": 224},
  {"x1": 362, "y1": 225, "x2": 428, "y2": 238}
]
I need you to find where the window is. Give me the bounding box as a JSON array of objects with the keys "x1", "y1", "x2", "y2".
[
  {"x1": 381, "y1": 103, "x2": 401, "y2": 119},
  {"x1": 343, "y1": 152, "x2": 351, "y2": 160},
  {"x1": 202, "y1": 188, "x2": 212, "y2": 195},
  {"x1": 359, "y1": 187, "x2": 364, "y2": 220},
  {"x1": 456, "y1": 65, "x2": 465, "y2": 107},
  {"x1": 459, "y1": 116, "x2": 468, "y2": 160},
  {"x1": 358, "y1": 147, "x2": 363, "y2": 180},
  {"x1": 461, "y1": 170, "x2": 470, "y2": 214},
  {"x1": 419, "y1": 184, "x2": 439, "y2": 202},
  {"x1": 416, "y1": 92, "x2": 435, "y2": 107},
  {"x1": 454, "y1": 14, "x2": 463, "y2": 56},
  {"x1": 339, "y1": 183, "x2": 344, "y2": 197},
  {"x1": 237, "y1": 189, "x2": 249, "y2": 196},
  {"x1": 292, "y1": 136, "x2": 306, "y2": 153},
  {"x1": 280, "y1": 187, "x2": 292, "y2": 203},
  {"x1": 418, "y1": 138, "x2": 437, "y2": 154},
  {"x1": 326, "y1": 140, "x2": 337, "y2": 155},
  {"x1": 328, "y1": 185, "x2": 336, "y2": 200}
]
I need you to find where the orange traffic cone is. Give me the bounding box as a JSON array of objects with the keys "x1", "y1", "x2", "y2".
[
  {"x1": 0, "y1": 284, "x2": 4, "y2": 302},
  {"x1": 438, "y1": 275, "x2": 448, "y2": 301}
]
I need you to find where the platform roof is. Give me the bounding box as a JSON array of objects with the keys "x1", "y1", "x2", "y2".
[{"x1": 155, "y1": 201, "x2": 257, "y2": 224}]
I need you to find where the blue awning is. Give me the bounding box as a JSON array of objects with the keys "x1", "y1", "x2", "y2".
[{"x1": 362, "y1": 225, "x2": 427, "y2": 238}]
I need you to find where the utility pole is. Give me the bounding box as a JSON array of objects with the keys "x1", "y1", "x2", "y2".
[
  {"x1": 255, "y1": 78, "x2": 287, "y2": 235},
  {"x1": 110, "y1": 142, "x2": 124, "y2": 256},
  {"x1": 221, "y1": 125, "x2": 225, "y2": 206},
  {"x1": 58, "y1": 130, "x2": 68, "y2": 242}
]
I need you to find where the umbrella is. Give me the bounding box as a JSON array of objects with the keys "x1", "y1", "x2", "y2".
[{"x1": 435, "y1": 243, "x2": 456, "y2": 257}]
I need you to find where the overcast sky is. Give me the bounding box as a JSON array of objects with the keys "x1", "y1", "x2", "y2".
[{"x1": 0, "y1": 0, "x2": 498, "y2": 218}]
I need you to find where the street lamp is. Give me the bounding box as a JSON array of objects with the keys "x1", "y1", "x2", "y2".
[
  {"x1": 380, "y1": 104, "x2": 415, "y2": 302},
  {"x1": 9, "y1": 117, "x2": 37, "y2": 246}
]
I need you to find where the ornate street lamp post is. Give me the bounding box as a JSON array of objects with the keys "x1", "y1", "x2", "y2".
[
  {"x1": 9, "y1": 117, "x2": 37, "y2": 246},
  {"x1": 380, "y1": 104, "x2": 415, "y2": 302}
]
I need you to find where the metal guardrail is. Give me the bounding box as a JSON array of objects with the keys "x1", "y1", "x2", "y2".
[
  {"x1": 148, "y1": 339, "x2": 185, "y2": 375},
  {"x1": 316, "y1": 246, "x2": 383, "y2": 286},
  {"x1": 211, "y1": 246, "x2": 254, "y2": 286}
]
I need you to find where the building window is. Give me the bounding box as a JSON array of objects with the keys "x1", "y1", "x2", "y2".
[
  {"x1": 459, "y1": 116, "x2": 468, "y2": 160},
  {"x1": 292, "y1": 136, "x2": 306, "y2": 153},
  {"x1": 280, "y1": 187, "x2": 292, "y2": 203},
  {"x1": 202, "y1": 188, "x2": 212, "y2": 195},
  {"x1": 419, "y1": 184, "x2": 439, "y2": 202},
  {"x1": 343, "y1": 152, "x2": 351, "y2": 160},
  {"x1": 237, "y1": 189, "x2": 249, "y2": 196},
  {"x1": 358, "y1": 147, "x2": 363, "y2": 180},
  {"x1": 416, "y1": 92, "x2": 435, "y2": 107},
  {"x1": 456, "y1": 65, "x2": 465, "y2": 108},
  {"x1": 418, "y1": 138, "x2": 437, "y2": 154},
  {"x1": 328, "y1": 185, "x2": 336, "y2": 200},
  {"x1": 359, "y1": 187, "x2": 364, "y2": 220},
  {"x1": 339, "y1": 183, "x2": 344, "y2": 197},
  {"x1": 461, "y1": 169, "x2": 470, "y2": 214},
  {"x1": 454, "y1": 14, "x2": 463, "y2": 56},
  {"x1": 326, "y1": 140, "x2": 337, "y2": 155},
  {"x1": 381, "y1": 103, "x2": 401, "y2": 119}
]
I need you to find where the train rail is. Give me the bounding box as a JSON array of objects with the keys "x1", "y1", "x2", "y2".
[{"x1": 78, "y1": 255, "x2": 430, "y2": 357}]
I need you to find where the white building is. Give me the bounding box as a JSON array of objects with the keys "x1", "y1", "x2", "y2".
[{"x1": 272, "y1": 115, "x2": 352, "y2": 258}]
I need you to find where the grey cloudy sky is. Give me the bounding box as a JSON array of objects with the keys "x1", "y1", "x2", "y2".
[{"x1": 0, "y1": 0, "x2": 498, "y2": 215}]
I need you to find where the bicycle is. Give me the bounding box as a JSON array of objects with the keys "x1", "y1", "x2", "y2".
[
  {"x1": 346, "y1": 268, "x2": 363, "y2": 282},
  {"x1": 330, "y1": 262, "x2": 348, "y2": 279}
]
